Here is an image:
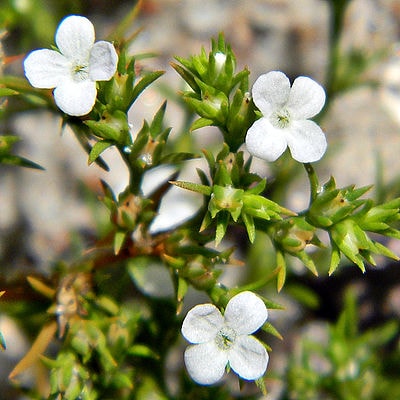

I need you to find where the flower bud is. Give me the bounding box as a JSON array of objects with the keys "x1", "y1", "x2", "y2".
[
  {"x1": 85, "y1": 110, "x2": 130, "y2": 144},
  {"x1": 185, "y1": 82, "x2": 229, "y2": 124},
  {"x1": 308, "y1": 190, "x2": 353, "y2": 228},
  {"x1": 226, "y1": 90, "x2": 257, "y2": 151},
  {"x1": 273, "y1": 217, "x2": 315, "y2": 253},
  {"x1": 213, "y1": 52, "x2": 227, "y2": 75},
  {"x1": 184, "y1": 257, "x2": 220, "y2": 291},
  {"x1": 102, "y1": 72, "x2": 133, "y2": 111},
  {"x1": 112, "y1": 194, "x2": 141, "y2": 230},
  {"x1": 209, "y1": 185, "x2": 244, "y2": 222}
]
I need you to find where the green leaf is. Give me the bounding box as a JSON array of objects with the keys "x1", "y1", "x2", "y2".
[
  {"x1": 329, "y1": 244, "x2": 341, "y2": 275},
  {"x1": 127, "y1": 70, "x2": 164, "y2": 110},
  {"x1": 114, "y1": 231, "x2": 127, "y2": 255},
  {"x1": 276, "y1": 252, "x2": 286, "y2": 292},
  {"x1": 0, "y1": 87, "x2": 18, "y2": 96},
  {"x1": 373, "y1": 241, "x2": 399, "y2": 260},
  {"x1": 88, "y1": 140, "x2": 114, "y2": 164},
  {"x1": 170, "y1": 180, "x2": 212, "y2": 195},
  {"x1": 0, "y1": 136, "x2": 44, "y2": 169},
  {"x1": 295, "y1": 251, "x2": 318, "y2": 276},
  {"x1": 111, "y1": 372, "x2": 134, "y2": 390},
  {"x1": 190, "y1": 117, "x2": 214, "y2": 131},
  {"x1": 128, "y1": 344, "x2": 159, "y2": 359},
  {"x1": 242, "y1": 212, "x2": 255, "y2": 243},
  {"x1": 177, "y1": 277, "x2": 188, "y2": 312},
  {"x1": 215, "y1": 212, "x2": 230, "y2": 246},
  {"x1": 0, "y1": 154, "x2": 44, "y2": 169},
  {"x1": 255, "y1": 377, "x2": 267, "y2": 396},
  {"x1": 170, "y1": 62, "x2": 199, "y2": 92},
  {"x1": 67, "y1": 120, "x2": 110, "y2": 171},
  {"x1": 247, "y1": 178, "x2": 267, "y2": 195},
  {"x1": 149, "y1": 101, "x2": 167, "y2": 137},
  {"x1": 262, "y1": 321, "x2": 283, "y2": 340},
  {"x1": 27, "y1": 276, "x2": 55, "y2": 299}
]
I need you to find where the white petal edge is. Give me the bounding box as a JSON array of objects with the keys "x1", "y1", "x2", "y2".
[
  {"x1": 229, "y1": 335, "x2": 269, "y2": 381},
  {"x1": 286, "y1": 76, "x2": 326, "y2": 120},
  {"x1": 224, "y1": 291, "x2": 268, "y2": 335},
  {"x1": 24, "y1": 49, "x2": 69, "y2": 89},
  {"x1": 252, "y1": 71, "x2": 291, "y2": 117},
  {"x1": 181, "y1": 303, "x2": 224, "y2": 344},
  {"x1": 55, "y1": 15, "x2": 95, "y2": 61},
  {"x1": 53, "y1": 80, "x2": 97, "y2": 116},
  {"x1": 89, "y1": 41, "x2": 118, "y2": 81},
  {"x1": 286, "y1": 120, "x2": 327, "y2": 163},
  {"x1": 245, "y1": 118, "x2": 287, "y2": 162},
  {"x1": 184, "y1": 342, "x2": 228, "y2": 385}
]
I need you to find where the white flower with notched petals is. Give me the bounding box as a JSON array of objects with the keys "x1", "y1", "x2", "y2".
[
  {"x1": 24, "y1": 15, "x2": 118, "y2": 116},
  {"x1": 181, "y1": 291, "x2": 269, "y2": 385},
  {"x1": 246, "y1": 71, "x2": 327, "y2": 163}
]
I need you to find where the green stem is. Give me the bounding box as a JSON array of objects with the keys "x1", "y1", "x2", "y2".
[
  {"x1": 303, "y1": 163, "x2": 320, "y2": 204},
  {"x1": 117, "y1": 145, "x2": 142, "y2": 195}
]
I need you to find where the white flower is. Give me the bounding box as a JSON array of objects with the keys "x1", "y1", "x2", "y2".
[
  {"x1": 181, "y1": 291, "x2": 269, "y2": 385},
  {"x1": 24, "y1": 15, "x2": 118, "y2": 116},
  {"x1": 245, "y1": 71, "x2": 327, "y2": 163}
]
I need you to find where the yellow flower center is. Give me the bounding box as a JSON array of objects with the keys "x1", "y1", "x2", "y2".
[
  {"x1": 270, "y1": 108, "x2": 291, "y2": 129},
  {"x1": 72, "y1": 63, "x2": 89, "y2": 81},
  {"x1": 215, "y1": 326, "x2": 237, "y2": 350}
]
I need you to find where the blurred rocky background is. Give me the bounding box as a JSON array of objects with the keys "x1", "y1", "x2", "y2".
[{"x1": 1, "y1": 0, "x2": 400, "y2": 398}]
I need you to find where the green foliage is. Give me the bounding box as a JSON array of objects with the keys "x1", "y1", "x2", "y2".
[
  {"x1": 306, "y1": 177, "x2": 400, "y2": 274},
  {"x1": 0, "y1": 135, "x2": 43, "y2": 169},
  {"x1": 285, "y1": 291, "x2": 400, "y2": 400},
  {"x1": 171, "y1": 33, "x2": 257, "y2": 151}
]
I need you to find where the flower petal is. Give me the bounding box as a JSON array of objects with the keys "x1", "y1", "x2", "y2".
[
  {"x1": 24, "y1": 49, "x2": 69, "y2": 89},
  {"x1": 184, "y1": 342, "x2": 228, "y2": 385},
  {"x1": 245, "y1": 118, "x2": 287, "y2": 162},
  {"x1": 229, "y1": 335, "x2": 269, "y2": 381},
  {"x1": 252, "y1": 71, "x2": 290, "y2": 116},
  {"x1": 286, "y1": 120, "x2": 327, "y2": 163},
  {"x1": 55, "y1": 15, "x2": 95, "y2": 61},
  {"x1": 53, "y1": 80, "x2": 96, "y2": 116},
  {"x1": 89, "y1": 41, "x2": 118, "y2": 81},
  {"x1": 224, "y1": 291, "x2": 268, "y2": 335},
  {"x1": 182, "y1": 304, "x2": 224, "y2": 344},
  {"x1": 286, "y1": 76, "x2": 326, "y2": 120}
]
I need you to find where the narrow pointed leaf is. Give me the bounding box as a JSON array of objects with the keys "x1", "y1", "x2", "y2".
[
  {"x1": 127, "y1": 71, "x2": 164, "y2": 109},
  {"x1": 114, "y1": 231, "x2": 127, "y2": 255},
  {"x1": 329, "y1": 244, "x2": 341, "y2": 275},
  {"x1": 262, "y1": 321, "x2": 283, "y2": 340},
  {"x1": 242, "y1": 212, "x2": 255, "y2": 243},
  {"x1": 276, "y1": 251, "x2": 286, "y2": 292},
  {"x1": 169, "y1": 180, "x2": 212, "y2": 195},
  {"x1": 88, "y1": 140, "x2": 114, "y2": 164},
  {"x1": 27, "y1": 276, "x2": 55, "y2": 299},
  {"x1": 215, "y1": 212, "x2": 229, "y2": 246},
  {"x1": 170, "y1": 62, "x2": 199, "y2": 92},
  {"x1": 9, "y1": 321, "x2": 57, "y2": 380},
  {"x1": 0, "y1": 154, "x2": 44, "y2": 170},
  {"x1": 190, "y1": 117, "x2": 214, "y2": 131}
]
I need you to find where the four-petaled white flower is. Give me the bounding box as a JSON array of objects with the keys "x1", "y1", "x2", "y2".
[
  {"x1": 24, "y1": 15, "x2": 118, "y2": 116},
  {"x1": 181, "y1": 291, "x2": 269, "y2": 385},
  {"x1": 245, "y1": 70, "x2": 327, "y2": 163}
]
